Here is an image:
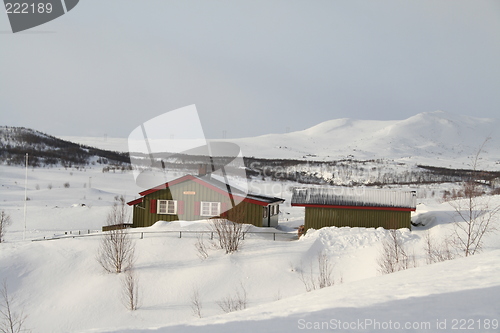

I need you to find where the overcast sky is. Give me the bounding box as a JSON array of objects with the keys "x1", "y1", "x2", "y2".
[{"x1": 1, "y1": 0, "x2": 499, "y2": 139}]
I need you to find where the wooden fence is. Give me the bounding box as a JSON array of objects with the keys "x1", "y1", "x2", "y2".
[{"x1": 32, "y1": 229, "x2": 297, "y2": 242}]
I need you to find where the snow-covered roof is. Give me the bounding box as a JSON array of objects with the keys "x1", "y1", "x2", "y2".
[
  {"x1": 128, "y1": 174, "x2": 284, "y2": 206},
  {"x1": 198, "y1": 175, "x2": 284, "y2": 204},
  {"x1": 291, "y1": 187, "x2": 416, "y2": 210}
]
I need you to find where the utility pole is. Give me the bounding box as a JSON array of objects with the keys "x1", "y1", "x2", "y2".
[{"x1": 23, "y1": 153, "x2": 28, "y2": 240}]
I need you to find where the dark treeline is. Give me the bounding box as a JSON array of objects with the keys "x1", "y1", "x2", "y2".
[{"x1": 0, "y1": 126, "x2": 129, "y2": 167}]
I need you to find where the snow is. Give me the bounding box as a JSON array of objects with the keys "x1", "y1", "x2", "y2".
[
  {"x1": 60, "y1": 111, "x2": 500, "y2": 171},
  {"x1": 231, "y1": 111, "x2": 500, "y2": 169},
  {"x1": 59, "y1": 136, "x2": 129, "y2": 153},
  {"x1": 2, "y1": 112, "x2": 500, "y2": 332},
  {"x1": 95, "y1": 249, "x2": 500, "y2": 333},
  {"x1": 0, "y1": 162, "x2": 498, "y2": 332}
]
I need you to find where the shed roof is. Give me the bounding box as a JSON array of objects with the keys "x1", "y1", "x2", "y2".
[
  {"x1": 291, "y1": 187, "x2": 416, "y2": 211},
  {"x1": 128, "y1": 174, "x2": 284, "y2": 207}
]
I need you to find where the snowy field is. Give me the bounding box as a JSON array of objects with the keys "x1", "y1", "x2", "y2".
[{"x1": 0, "y1": 163, "x2": 499, "y2": 332}]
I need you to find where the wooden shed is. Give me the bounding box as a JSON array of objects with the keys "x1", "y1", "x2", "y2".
[
  {"x1": 127, "y1": 174, "x2": 284, "y2": 228},
  {"x1": 291, "y1": 187, "x2": 416, "y2": 232}
]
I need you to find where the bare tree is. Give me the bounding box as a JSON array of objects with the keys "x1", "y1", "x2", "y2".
[
  {"x1": 0, "y1": 281, "x2": 29, "y2": 333},
  {"x1": 298, "y1": 262, "x2": 316, "y2": 292},
  {"x1": 0, "y1": 211, "x2": 11, "y2": 243},
  {"x1": 210, "y1": 219, "x2": 249, "y2": 254},
  {"x1": 448, "y1": 138, "x2": 500, "y2": 257},
  {"x1": 194, "y1": 234, "x2": 209, "y2": 260},
  {"x1": 317, "y1": 252, "x2": 334, "y2": 289},
  {"x1": 97, "y1": 228, "x2": 135, "y2": 274},
  {"x1": 106, "y1": 195, "x2": 130, "y2": 227},
  {"x1": 121, "y1": 269, "x2": 140, "y2": 311},
  {"x1": 298, "y1": 251, "x2": 335, "y2": 292},
  {"x1": 96, "y1": 196, "x2": 135, "y2": 273},
  {"x1": 378, "y1": 229, "x2": 416, "y2": 274},
  {"x1": 216, "y1": 283, "x2": 247, "y2": 313},
  {"x1": 423, "y1": 231, "x2": 455, "y2": 265},
  {"x1": 190, "y1": 287, "x2": 203, "y2": 318}
]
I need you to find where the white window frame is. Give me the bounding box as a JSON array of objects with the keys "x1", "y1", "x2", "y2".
[
  {"x1": 200, "y1": 201, "x2": 221, "y2": 217},
  {"x1": 157, "y1": 200, "x2": 177, "y2": 215}
]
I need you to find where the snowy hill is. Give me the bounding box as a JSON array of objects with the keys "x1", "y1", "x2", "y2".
[
  {"x1": 98, "y1": 249, "x2": 500, "y2": 333},
  {"x1": 61, "y1": 111, "x2": 500, "y2": 171},
  {"x1": 232, "y1": 111, "x2": 500, "y2": 169},
  {"x1": 0, "y1": 126, "x2": 130, "y2": 167}
]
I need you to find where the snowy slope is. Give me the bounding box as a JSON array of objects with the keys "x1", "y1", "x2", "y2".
[
  {"x1": 61, "y1": 111, "x2": 500, "y2": 170},
  {"x1": 60, "y1": 135, "x2": 130, "y2": 155},
  {"x1": 0, "y1": 126, "x2": 130, "y2": 167},
  {"x1": 2, "y1": 123, "x2": 500, "y2": 333},
  {"x1": 232, "y1": 111, "x2": 500, "y2": 168},
  {"x1": 2, "y1": 210, "x2": 499, "y2": 333},
  {"x1": 0, "y1": 163, "x2": 499, "y2": 332},
  {"x1": 96, "y1": 249, "x2": 500, "y2": 333}
]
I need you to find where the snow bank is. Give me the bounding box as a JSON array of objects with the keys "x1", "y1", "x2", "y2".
[
  {"x1": 95, "y1": 249, "x2": 500, "y2": 333},
  {"x1": 1, "y1": 163, "x2": 499, "y2": 332}
]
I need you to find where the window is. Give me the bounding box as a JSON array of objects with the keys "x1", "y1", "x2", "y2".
[
  {"x1": 200, "y1": 202, "x2": 221, "y2": 217},
  {"x1": 263, "y1": 206, "x2": 268, "y2": 218},
  {"x1": 157, "y1": 200, "x2": 177, "y2": 214}
]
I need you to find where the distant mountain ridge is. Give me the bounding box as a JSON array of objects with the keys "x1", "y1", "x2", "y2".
[
  {"x1": 0, "y1": 126, "x2": 130, "y2": 167},
  {"x1": 3, "y1": 111, "x2": 499, "y2": 172},
  {"x1": 232, "y1": 111, "x2": 500, "y2": 170}
]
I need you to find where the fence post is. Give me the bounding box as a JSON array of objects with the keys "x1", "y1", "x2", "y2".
[
  {"x1": 211, "y1": 232, "x2": 213, "y2": 240},
  {"x1": 141, "y1": 232, "x2": 143, "y2": 239},
  {"x1": 179, "y1": 231, "x2": 182, "y2": 238},
  {"x1": 273, "y1": 233, "x2": 276, "y2": 241}
]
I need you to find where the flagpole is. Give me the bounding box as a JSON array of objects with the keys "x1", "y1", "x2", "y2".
[{"x1": 23, "y1": 153, "x2": 28, "y2": 240}]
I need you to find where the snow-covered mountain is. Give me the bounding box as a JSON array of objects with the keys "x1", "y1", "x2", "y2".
[
  {"x1": 232, "y1": 111, "x2": 500, "y2": 169},
  {"x1": 61, "y1": 111, "x2": 500, "y2": 170}
]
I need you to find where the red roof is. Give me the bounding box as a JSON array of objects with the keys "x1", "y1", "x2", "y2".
[{"x1": 127, "y1": 198, "x2": 143, "y2": 206}]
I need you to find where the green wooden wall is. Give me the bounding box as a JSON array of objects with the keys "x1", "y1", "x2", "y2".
[
  {"x1": 225, "y1": 200, "x2": 263, "y2": 227},
  {"x1": 132, "y1": 180, "x2": 265, "y2": 228},
  {"x1": 304, "y1": 207, "x2": 411, "y2": 231}
]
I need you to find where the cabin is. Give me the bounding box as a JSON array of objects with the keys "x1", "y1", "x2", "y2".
[
  {"x1": 291, "y1": 187, "x2": 416, "y2": 232},
  {"x1": 127, "y1": 174, "x2": 284, "y2": 228}
]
